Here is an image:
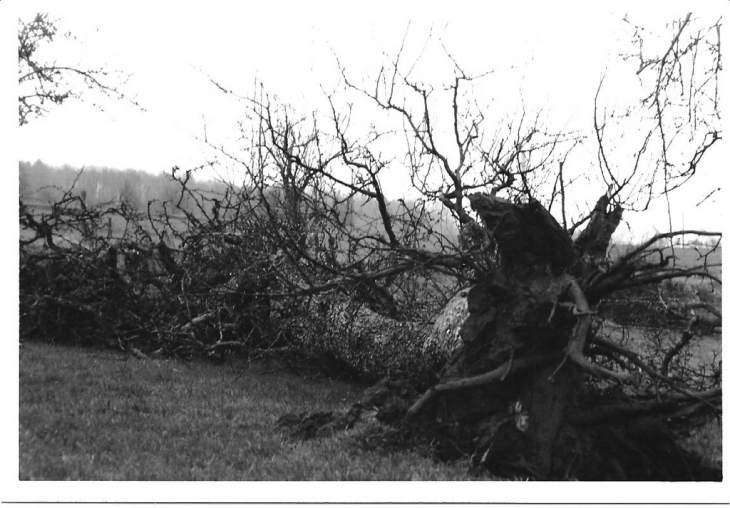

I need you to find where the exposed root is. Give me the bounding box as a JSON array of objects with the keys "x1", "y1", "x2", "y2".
[
  {"x1": 404, "y1": 353, "x2": 560, "y2": 420},
  {"x1": 593, "y1": 336, "x2": 722, "y2": 411},
  {"x1": 563, "y1": 276, "x2": 637, "y2": 384}
]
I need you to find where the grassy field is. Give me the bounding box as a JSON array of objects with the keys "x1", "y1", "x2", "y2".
[
  {"x1": 19, "y1": 342, "x2": 474, "y2": 481},
  {"x1": 18, "y1": 342, "x2": 721, "y2": 481}
]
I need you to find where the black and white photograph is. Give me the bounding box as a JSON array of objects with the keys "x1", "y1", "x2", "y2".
[{"x1": 3, "y1": 0, "x2": 727, "y2": 502}]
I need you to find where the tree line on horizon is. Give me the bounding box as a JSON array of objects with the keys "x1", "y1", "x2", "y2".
[{"x1": 19, "y1": 160, "x2": 223, "y2": 211}]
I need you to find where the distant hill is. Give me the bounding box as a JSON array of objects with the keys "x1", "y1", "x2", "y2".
[{"x1": 19, "y1": 160, "x2": 229, "y2": 211}]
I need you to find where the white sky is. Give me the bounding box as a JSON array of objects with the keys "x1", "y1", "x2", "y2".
[
  {"x1": 13, "y1": 0, "x2": 671, "y2": 172},
  {"x1": 7, "y1": 0, "x2": 727, "y2": 241}
]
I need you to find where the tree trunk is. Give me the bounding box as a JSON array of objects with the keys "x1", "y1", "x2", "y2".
[{"x1": 403, "y1": 194, "x2": 720, "y2": 480}]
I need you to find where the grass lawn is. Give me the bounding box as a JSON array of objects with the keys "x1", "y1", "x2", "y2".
[
  {"x1": 18, "y1": 342, "x2": 720, "y2": 481},
  {"x1": 19, "y1": 342, "x2": 473, "y2": 480}
]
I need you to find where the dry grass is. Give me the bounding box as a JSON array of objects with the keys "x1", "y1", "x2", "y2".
[
  {"x1": 19, "y1": 342, "x2": 472, "y2": 480},
  {"x1": 681, "y1": 418, "x2": 723, "y2": 471}
]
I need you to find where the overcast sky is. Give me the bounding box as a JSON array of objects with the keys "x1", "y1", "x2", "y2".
[{"x1": 8, "y1": 0, "x2": 727, "y2": 240}]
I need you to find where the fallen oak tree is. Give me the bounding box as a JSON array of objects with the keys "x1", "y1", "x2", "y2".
[
  {"x1": 279, "y1": 192, "x2": 721, "y2": 480},
  {"x1": 408, "y1": 193, "x2": 719, "y2": 480}
]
